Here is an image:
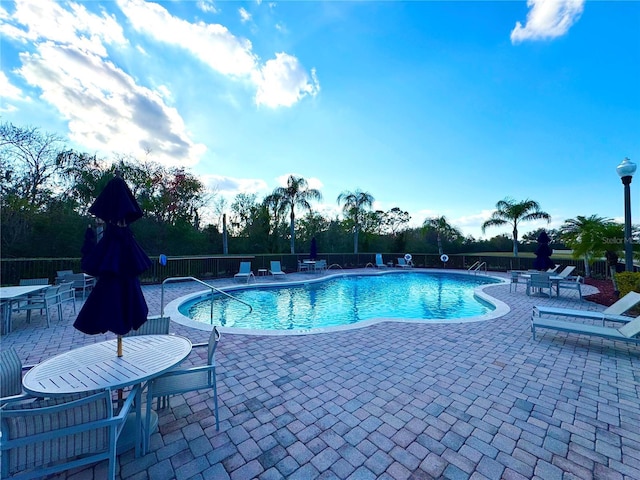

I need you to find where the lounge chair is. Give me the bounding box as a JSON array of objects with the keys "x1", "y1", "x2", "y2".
[
  {"x1": 556, "y1": 265, "x2": 576, "y2": 279},
  {"x1": 375, "y1": 254, "x2": 388, "y2": 268},
  {"x1": 269, "y1": 261, "x2": 286, "y2": 277},
  {"x1": 531, "y1": 314, "x2": 640, "y2": 344},
  {"x1": 396, "y1": 258, "x2": 411, "y2": 268},
  {"x1": 234, "y1": 262, "x2": 254, "y2": 282},
  {"x1": 547, "y1": 264, "x2": 561, "y2": 273},
  {"x1": 534, "y1": 291, "x2": 640, "y2": 325}
]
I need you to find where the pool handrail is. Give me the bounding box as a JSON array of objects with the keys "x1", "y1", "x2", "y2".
[{"x1": 160, "y1": 276, "x2": 253, "y2": 320}]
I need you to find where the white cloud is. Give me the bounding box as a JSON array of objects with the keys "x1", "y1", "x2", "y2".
[
  {"x1": 203, "y1": 175, "x2": 268, "y2": 196},
  {"x1": 118, "y1": 0, "x2": 318, "y2": 108},
  {"x1": 197, "y1": 1, "x2": 219, "y2": 15},
  {"x1": 256, "y1": 55, "x2": 320, "y2": 107},
  {"x1": 511, "y1": 0, "x2": 584, "y2": 44},
  {"x1": 0, "y1": 71, "x2": 24, "y2": 100},
  {"x1": 239, "y1": 7, "x2": 252, "y2": 23}
]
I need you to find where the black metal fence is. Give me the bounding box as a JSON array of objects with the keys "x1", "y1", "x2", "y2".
[{"x1": 0, "y1": 253, "x2": 610, "y2": 286}]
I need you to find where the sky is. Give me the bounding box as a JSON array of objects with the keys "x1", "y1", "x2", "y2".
[{"x1": 1, "y1": 0, "x2": 639, "y2": 240}]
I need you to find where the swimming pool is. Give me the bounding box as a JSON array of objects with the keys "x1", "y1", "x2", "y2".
[{"x1": 169, "y1": 271, "x2": 507, "y2": 334}]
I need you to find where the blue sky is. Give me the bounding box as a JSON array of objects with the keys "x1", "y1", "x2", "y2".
[{"x1": 1, "y1": 0, "x2": 639, "y2": 240}]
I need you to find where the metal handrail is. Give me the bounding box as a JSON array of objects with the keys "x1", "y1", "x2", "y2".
[
  {"x1": 467, "y1": 261, "x2": 481, "y2": 272},
  {"x1": 160, "y1": 276, "x2": 253, "y2": 319},
  {"x1": 468, "y1": 261, "x2": 487, "y2": 275}
]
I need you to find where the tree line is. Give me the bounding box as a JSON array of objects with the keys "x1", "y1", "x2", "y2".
[{"x1": 1, "y1": 122, "x2": 636, "y2": 274}]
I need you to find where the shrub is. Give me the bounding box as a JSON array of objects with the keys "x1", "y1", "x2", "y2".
[{"x1": 614, "y1": 272, "x2": 640, "y2": 297}]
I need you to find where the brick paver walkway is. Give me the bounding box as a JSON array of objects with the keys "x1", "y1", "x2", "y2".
[{"x1": 3, "y1": 270, "x2": 639, "y2": 480}]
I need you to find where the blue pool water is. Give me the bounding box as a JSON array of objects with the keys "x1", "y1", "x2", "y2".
[{"x1": 178, "y1": 272, "x2": 499, "y2": 331}]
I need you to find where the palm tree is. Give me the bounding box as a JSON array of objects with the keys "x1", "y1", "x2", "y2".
[
  {"x1": 337, "y1": 189, "x2": 375, "y2": 254},
  {"x1": 481, "y1": 197, "x2": 550, "y2": 257},
  {"x1": 269, "y1": 175, "x2": 322, "y2": 254},
  {"x1": 423, "y1": 216, "x2": 462, "y2": 255},
  {"x1": 559, "y1": 215, "x2": 621, "y2": 277}
]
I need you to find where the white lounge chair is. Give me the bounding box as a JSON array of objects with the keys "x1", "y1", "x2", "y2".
[
  {"x1": 547, "y1": 264, "x2": 561, "y2": 273},
  {"x1": 234, "y1": 262, "x2": 254, "y2": 282},
  {"x1": 396, "y1": 258, "x2": 411, "y2": 268},
  {"x1": 375, "y1": 254, "x2": 388, "y2": 268},
  {"x1": 534, "y1": 291, "x2": 640, "y2": 325},
  {"x1": 269, "y1": 261, "x2": 286, "y2": 277},
  {"x1": 556, "y1": 265, "x2": 576, "y2": 279},
  {"x1": 532, "y1": 314, "x2": 640, "y2": 344}
]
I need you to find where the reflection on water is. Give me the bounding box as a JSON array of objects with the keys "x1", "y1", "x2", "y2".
[{"x1": 181, "y1": 272, "x2": 498, "y2": 330}]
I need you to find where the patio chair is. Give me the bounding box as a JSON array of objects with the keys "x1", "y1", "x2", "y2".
[
  {"x1": 534, "y1": 290, "x2": 640, "y2": 325},
  {"x1": 63, "y1": 273, "x2": 96, "y2": 300},
  {"x1": 297, "y1": 260, "x2": 310, "y2": 272},
  {"x1": 0, "y1": 347, "x2": 27, "y2": 403},
  {"x1": 145, "y1": 326, "x2": 221, "y2": 454},
  {"x1": 269, "y1": 261, "x2": 286, "y2": 277},
  {"x1": 556, "y1": 265, "x2": 576, "y2": 279},
  {"x1": 509, "y1": 271, "x2": 521, "y2": 293},
  {"x1": 13, "y1": 285, "x2": 61, "y2": 327},
  {"x1": 57, "y1": 281, "x2": 76, "y2": 316},
  {"x1": 55, "y1": 270, "x2": 74, "y2": 284},
  {"x1": 18, "y1": 278, "x2": 49, "y2": 286},
  {"x1": 124, "y1": 315, "x2": 171, "y2": 336},
  {"x1": 315, "y1": 259, "x2": 327, "y2": 273},
  {"x1": 396, "y1": 258, "x2": 411, "y2": 268},
  {"x1": 531, "y1": 314, "x2": 640, "y2": 344},
  {"x1": 557, "y1": 275, "x2": 583, "y2": 299},
  {"x1": 375, "y1": 254, "x2": 388, "y2": 268},
  {"x1": 234, "y1": 262, "x2": 254, "y2": 283},
  {"x1": 526, "y1": 272, "x2": 553, "y2": 297},
  {"x1": 0, "y1": 386, "x2": 138, "y2": 480}
]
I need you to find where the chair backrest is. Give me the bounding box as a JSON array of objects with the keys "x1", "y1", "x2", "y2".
[
  {"x1": 19, "y1": 278, "x2": 49, "y2": 286},
  {"x1": 529, "y1": 273, "x2": 551, "y2": 288},
  {"x1": 0, "y1": 391, "x2": 112, "y2": 477},
  {"x1": 547, "y1": 264, "x2": 560, "y2": 273},
  {"x1": 0, "y1": 347, "x2": 23, "y2": 398},
  {"x1": 124, "y1": 316, "x2": 171, "y2": 337},
  {"x1": 316, "y1": 260, "x2": 326, "y2": 269},
  {"x1": 56, "y1": 270, "x2": 74, "y2": 278},
  {"x1": 44, "y1": 285, "x2": 61, "y2": 301},
  {"x1": 270, "y1": 261, "x2": 282, "y2": 273},
  {"x1": 605, "y1": 291, "x2": 640, "y2": 316},
  {"x1": 238, "y1": 262, "x2": 251, "y2": 274},
  {"x1": 397, "y1": 258, "x2": 406, "y2": 266},
  {"x1": 376, "y1": 254, "x2": 384, "y2": 266},
  {"x1": 208, "y1": 326, "x2": 221, "y2": 364},
  {"x1": 617, "y1": 315, "x2": 640, "y2": 338},
  {"x1": 557, "y1": 266, "x2": 576, "y2": 278},
  {"x1": 510, "y1": 271, "x2": 520, "y2": 282},
  {"x1": 57, "y1": 281, "x2": 74, "y2": 296}
]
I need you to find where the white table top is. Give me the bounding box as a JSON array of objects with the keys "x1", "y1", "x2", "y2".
[
  {"x1": 0, "y1": 285, "x2": 49, "y2": 300},
  {"x1": 23, "y1": 335, "x2": 192, "y2": 396}
]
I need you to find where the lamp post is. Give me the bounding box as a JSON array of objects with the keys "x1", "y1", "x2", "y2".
[{"x1": 616, "y1": 157, "x2": 637, "y2": 271}]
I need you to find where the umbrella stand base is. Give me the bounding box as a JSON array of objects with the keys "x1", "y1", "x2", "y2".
[{"x1": 117, "y1": 410, "x2": 158, "y2": 455}]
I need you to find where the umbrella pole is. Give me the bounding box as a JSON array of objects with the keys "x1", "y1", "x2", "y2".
[{"x1": 117, "y1": 335, "x2": 123, "y2": 357}]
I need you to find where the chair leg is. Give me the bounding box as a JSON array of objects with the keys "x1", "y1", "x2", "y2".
[{"x1": 213, "y1": 378, "x2": 220, "y2": 431}]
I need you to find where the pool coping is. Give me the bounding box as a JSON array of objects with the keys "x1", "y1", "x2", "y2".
[{"x1": 163, "y1": 268, "x2": 511, "y2": 335}]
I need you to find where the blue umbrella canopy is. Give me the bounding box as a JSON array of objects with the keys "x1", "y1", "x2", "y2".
[{"x1": 74, "y1": 174, "x2": 152, "y2": 338}]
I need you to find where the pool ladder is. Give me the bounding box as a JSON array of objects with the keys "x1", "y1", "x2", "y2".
[
  {"x1": 467, "y1": 261, "x2": 487, "y2": 275},
  {"x1": 160, "y1": 276, "x2": 253, "y2": 320}
]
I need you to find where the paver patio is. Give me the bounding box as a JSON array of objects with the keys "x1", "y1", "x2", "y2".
[{"x1": 3, "y1": 270, "x2": 639, "y2": 480}]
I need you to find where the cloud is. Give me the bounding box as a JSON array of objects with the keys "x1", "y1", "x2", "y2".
[
  {"x1": 511, "y1": 0, "x2": 584, "y2": 44},
  {"x1": 197, "y1": 1, "x2": 219, "y2": 15},
  {"x1": 2, "y1": 0, "x2": 205, "y2": 166},
  {"x1": 239, "y1": 7, "x2": 251, "y2": 23},
  {"x1": 203, "y1": 175, "x2": 268, "y2": 196},
  {"x1": 0, "y1": 71, "x2": 24, "y2": 100},
  {"x1": 256, "y1": 55, "x2": 320, "y2": 108},
  {"x1": 118, "y1": 0, "x2": 318, "y2": 107}
]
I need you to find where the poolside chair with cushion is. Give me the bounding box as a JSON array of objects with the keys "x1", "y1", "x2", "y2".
[
  {"x1": 526, "y1": 272, "x2": 553, "y2": 297},
  {"x1": 531, "y1": 314, "x2": 640, "y2": 345},
  {"x1": 0, "y1": 386, "x2": 139, "y2": 480},
  {"x1": 375, "y1": 254, "x2": 388, "y2": 269},
  {"x1": 269, "y1": 261, "x2": 286, "y2": 277},
  {"x1": 534, "y1": 290, "x2": 640, "y2": 325},
  {"x1": 234, "y1": 262, "x2": 254, "y2": 283},
  {"x1": 123, "y1": 315, "x2": 171, "y2": 336},
  {"x1": 144, "y1": 326, "x2": 221, "y2": 454}
]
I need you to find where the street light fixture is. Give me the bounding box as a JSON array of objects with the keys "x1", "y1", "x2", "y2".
[{"x1": 616, "y1": 157, "x2": 637, "y2": 271}]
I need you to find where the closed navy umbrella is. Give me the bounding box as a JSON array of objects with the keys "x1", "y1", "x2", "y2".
[
  {"x1": 80, "y1": 225, "x2": 96, "y2": 268},
  {"x1": 310, "y1": 237, "x2": 318, "y2": 260},
  {"x1": 74, "y1": 174, "x2": 152, "y2": 356}
]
